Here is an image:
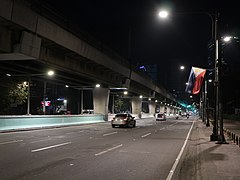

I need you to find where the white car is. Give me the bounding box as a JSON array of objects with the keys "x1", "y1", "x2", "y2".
[
  {"x1": 111, "y1": 113, "x2": 136, "y2": 128},
  {"x1": 156, "y1": 113, "x2": 166, "y2": 121}
]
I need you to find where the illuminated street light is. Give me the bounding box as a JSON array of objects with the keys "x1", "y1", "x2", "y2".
[
  {"x1": 158, "y1": 10, "x2": 168, "y2": 18},
  {"x1": 47, "y1": 70, "x2": 54, "y2": 76},
  {"x1": 223, "y1": 36, "x2": 232, "y2": 42},
  {"x1": 180, "y1": 66, "x2": 185, "y2": 70},
  {"x1": 96, "y1": 84, "x2": 101, "y2": 88},
  {"x1": 124, "y1": 91, "x2": 128, "y2": 95}
]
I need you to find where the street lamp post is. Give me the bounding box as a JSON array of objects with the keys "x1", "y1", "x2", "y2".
[
  {"x1": 213, "y1": 14, "x2": 227, "y2": 144},
  {"x1": 205, "y1": 78, "x2": 210, "y2": 127},
  {"x1": 158, "y1": 10, "x2": 227, "y2": 142},
  {"x1": 27, "y1": 76, "x2": 31, "y2": 115},
  {"x1": 43, "y1": 81, "x2": 47, "y2": 115}
]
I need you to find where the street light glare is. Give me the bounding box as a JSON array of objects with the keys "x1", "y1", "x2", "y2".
[
  {"x1": 96, "y1": 84, "x2": 100, "y2": 88},
  {"x1": 180, "y1": 66, "x2": 185, "y2": 70},
  {"x1": 47, "y1": 70, "x2": 55, "y2": 76},
  {"x1": 158, "y1": 10, "x2": 168, "y2": 18},
  {"x1": 223, "y1": 36, "x2": 232, "y2": 42}
]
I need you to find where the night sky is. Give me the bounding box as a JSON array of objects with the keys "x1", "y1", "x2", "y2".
[{"x1": 40, "y1": 0, "x2": 240, "y2": 103}]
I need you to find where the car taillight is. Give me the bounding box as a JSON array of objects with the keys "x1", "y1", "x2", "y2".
[
  {"x1": 113, "y1": 117, "x2": 115, "y2": 120},
  {"x1": 123, "y1": 118, "x2": 127, "y2": 121}
]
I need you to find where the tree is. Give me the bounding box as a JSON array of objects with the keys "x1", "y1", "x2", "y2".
[
  {"x1": 8, "y1": 81, "x2": 28, "y2": 105},
  {"x1": 114, "y1": 97, "x2": 131, "y2": 113},
  {"x1": 0, "y1": 80, "x2": 28, "y2": 114}
]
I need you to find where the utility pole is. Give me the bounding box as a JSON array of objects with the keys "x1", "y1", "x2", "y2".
[
  {"x1": 27, "y1": 76, "x2": 31, "y2": 115},
  {"x1": 43, "y1": 81, "x2": 47, "y2": 115},
  {"x1": 210, "y1": 12, "x2": 220, "y2": 141},
  {"x1": 211, "y1": 12, "x2": 227, "y2": 143}
]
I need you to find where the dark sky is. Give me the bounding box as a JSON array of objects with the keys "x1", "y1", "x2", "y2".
[{"x1": 40, "y1": 0, "x2": 240, "y2": 94}]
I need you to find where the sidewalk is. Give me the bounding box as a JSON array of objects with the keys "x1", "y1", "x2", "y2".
[{"x1": 173, "y1": 119, "x2": 240, "y2": 180}]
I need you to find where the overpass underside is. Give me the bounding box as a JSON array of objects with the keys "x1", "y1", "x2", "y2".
[{"x1": 0, "y1": 0, "x2": 180, "y2": 116}]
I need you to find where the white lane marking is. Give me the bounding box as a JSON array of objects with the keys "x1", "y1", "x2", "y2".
[
  {"x1": 166, "y1": 120, "x2": 195, "y2": 180},
  {"x1": 103, "y1": 132, "x2": 118, "y2": 136},
  {"x1": 66, "y1": 132, "x2": 75, "y2": 135},
  {"x1": 66, "y1": 130, "x2": 84, "y2": 135},
  {"x1": 160, "y1": 122, "x2": 178, "y2": 131},
  {"x1": 0, "y1": 139, "x2": 23, "y2": 145},
  {"x1": 169, "y1": 122, "x2": 178, "y2": 127},
  {"x1": 120, "y1": 150, "x2": 151, "y2": 154},
  {"x1": 141, "y1": 133, "x2": 151, "y2": 138},
  {"x1": 30, "y1": 139, "x2": 52, "y2": 144},
  {"x1": 31, "y1": 142, "x2": 72, "y2": 153},
  {"x1": 95, "y1": 144, "x2": 123, "y2": 156}
]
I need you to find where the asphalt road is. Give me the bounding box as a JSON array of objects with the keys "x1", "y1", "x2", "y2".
[{"x1": 0, "y1": 116, "x2": 194, "y2": 180}]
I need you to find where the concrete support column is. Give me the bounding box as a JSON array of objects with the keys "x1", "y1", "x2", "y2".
[
  {"x1": 132, "y1": 97, "x2": 142, "y2": 118},
  {"x1": 149, "y1": 101, "x2": 156, "y2": 117},
  {"x1": 176, "y1": 108, "x2": 179, "y2": 114},
  {"x1": 93, "y1": 88, "x2": 109, "y2": 121},
  {"x1": 166, "y1": 106, "x2": 171, "y2": 116},
  {"x1": 173, "y1": 108, "x2": 177, "y2": 114},
  {"x1": 169, "y1": 107, "x2": 172, "y2": 115},
  {"x1": 170, "y1": 107, "x2": 174, "y2": 115},
  {"x1": 160, "y1": 105, "x2": 165, "y2": 113}
]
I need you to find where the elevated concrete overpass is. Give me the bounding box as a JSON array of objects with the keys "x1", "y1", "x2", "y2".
[{"x1": 0, "y1": 0, "x2": 182, "y2": 118}]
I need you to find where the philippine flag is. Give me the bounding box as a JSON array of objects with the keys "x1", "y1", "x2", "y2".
[{"x1": 185, "y1": 67, "x2": 206, "y2": 94}]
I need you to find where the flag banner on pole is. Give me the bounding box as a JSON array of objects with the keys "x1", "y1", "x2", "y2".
[{"x1": 185, "y1": 67, "x2": 206, "y2": 94}]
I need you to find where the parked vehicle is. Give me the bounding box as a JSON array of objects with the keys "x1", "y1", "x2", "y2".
[
  {"x1": 82, "y1": 109, "x2": 94, "y2": 114},
  {"x1": 156, "y1": 113, "x2": 166, "y2": 121},
  {"x1": 55, "y1": 98, "x2": 68, "y2": 115},
  {"x1": 111, "y1": 113, "x2": 136, "y2": 128}
]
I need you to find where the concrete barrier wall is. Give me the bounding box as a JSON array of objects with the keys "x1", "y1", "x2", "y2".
[{"x1": 0, "y1": 114, "x2": 105, "y2": 132}]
